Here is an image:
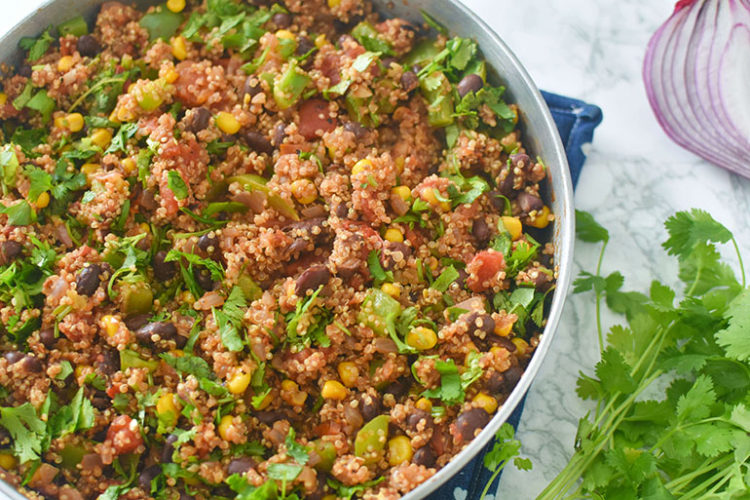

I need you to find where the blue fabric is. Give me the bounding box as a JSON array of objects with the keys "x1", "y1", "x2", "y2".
[{"x1": 427, "y1": 91, "x2": 603, "y2": 500}]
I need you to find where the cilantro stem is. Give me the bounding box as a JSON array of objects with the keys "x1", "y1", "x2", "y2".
[
  {"x1": 665, "y1": 453, "x2": 733, "y2": 494},
  {"x1": 479, "y1": 459, "x2": 510, "y2": 500},
  {"x1": 68, "y1": 76, "x2": 126, "y2": 112},
  {"x1": 731, "y1": 236, "x2": 746, "y2": 287},
  {"x1": 679, "y1": 458, "x2": 735, "y2": 500},
  {"x1": 593, "y1": 240, "x2": 608, "y2": 353}
]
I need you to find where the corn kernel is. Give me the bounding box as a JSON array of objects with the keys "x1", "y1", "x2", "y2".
[
  {"x1": 102, "y1": 315, "x2": 120, "y2": 337},
  {"x1": 122, "y1": 157, "x2": 137, "y2": 175},
  {"x1": 473, "y1": 392, "x2": 498, "y2": 414},
  {"x1": 351, "y1": 158, "x2": 372, "y2": 176},
  {"x1": 57, "y1": 55, "x2": 74, "y2": 72},
  {"x1": 422, "y1": 187, "x2": 451, "y2": 211},
  {"x1": 327, "y1": 0, "x2": 342, "y2": 7},
  {"x1": 116, "y1": 106, "x2": 135, "y2": 123},
  {"x1": 395, "y1": 156, "x2": 405, "y2": 173},
  {"x1": 169, "y1": 349, "x2": 184, "y2": 357},
  {"x1": 321, "y1": 380, "x2": 347, "y2": 400},
  {"x1": 65, "y1": 113, "x2": 84, "y2": 132},
  {"x1": 216, "y1": 111, "x2": 241, "y2": 135},
  {"x1": 227, "y1": 370, "x2": 252, "y2": 395},
  {"x1": 406, "y1": 326, "x2": 437, "y2": 351},
  {"x1": 74, "y1": 364, "x2": 90, "y2": 379},
  {"x1": 81, "y1": 163, "x2": 99, "y2": 185},
  {"x1": 0, "y1": 93, "x2": 7, "y2": 107},
  {"x1": 314, "y1": 34, "x2": 328, "y2": 49},
  {"x1": 512, "y1": 338, "x2": 529, "y2": 356},
  {"x1": 291, "y1": 178, "x2": 317, "y2": 204},
  {"x1": 527, "y1": 205, "x2": 552, "y2": 229},
  {"x1": 54, "y1": 116, "x2": 66, "y2": 130},
  {"x1": 156, "y1": 392, "x2": 180, "y2": 427},
  {"x1": 415, "y1": 398, "x2": 432, "y2": 413},
  {"x1": 218, "y1": 415, "x2": 234, "y2": 441},
  {"x1": 384, "y1": 227, "x2": 403, "y2": 243},
  {"x1": 501, "y1": 216, "x2": 523, "y2": 240},
  {"x1": 163, "y1": 69, "x2": 179, "y2": 84},
  {"x1": 35, "y1": 191, "x2": 50, "y2": 209},
  {"x1": 0, "y1": 452, "x2": 17, "y2": 470},
  {"x1": 321, "y1": 496, "x2": 337, "y2": 500},
  {"x1": 387, "y1": 436, "x2": 413, "y2": 466},
  {"x1": 166, "y1": 0, "x2": 186, "y2": 13},
  {"x1": 275, "y1": 30, "x2": 295, "y2": 41},
  {"x1": 391, "y1": 185, "x2": 411, "y2": 202},
  {"x1": 493, "y1": 318, "x2": 515, "y2": 337},
  {"x1": 255, "y1": 391, "x2": 273, "y2": 410},
  {"x1": 282, "y1": 379, "x2": 307, "y2": 406},
  {"x1": 337, "y1": 362, "x2": 359, "y2": 388},
  {"x1": 181, "y1": 290, "x2": 195, "y2": 306},
  {"x1": 380, "y1": 282, "x2": 401, "y2": 299},
  {"x1": 91, "y1": 129, "x2": 112, "y2": 148},
  {"x1": 171, "y1": 36, "x2": 188, "y2": 61}
]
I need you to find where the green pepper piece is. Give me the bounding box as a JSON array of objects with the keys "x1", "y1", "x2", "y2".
[
  {"x1": 273, "y1": 61, "x2": 311, "y2": 110},
  {"x1": 228, "y1": 174, "x2": 300, "y2": 221},
  {"x1": 308, "y1": 439, "x2": 337, "y2": 471},
  {"x1": 58, "y1": 16, "x2": 88, "y2": 37},
  {"x1": 119, "y1": 281, "x2": 153, "y2": 315},
  {"x1": 60, "y1": 444, "x2": 86, "y2": 468},
  {"x1": 351, "y1": 22, "x2": 394, "y2": 55},
  {"x1": 358, "y1": 288, "x2": 400, "y2": 337},
  {"x1": 136, "y1": 81, "x2": 164, "y2": 111},
  {"x1": 354, "y1": 415, "x2": 390, "y2": 464},
  {"x1": 403, "y1": 39, "x2": 441, "y2": 68},
  {"x1": 419, "y1": 71, "x2": 454, "y2": 127},
  {"x1": 140, "y1": 7, "x2": 184, "y2": 42},
  {"x1": 120, "y1": 349, "x2": 158, "y2": 372},
  {"x1": 238, "y1": 273, "x2": 262, "y2": 302},
  {"x1": 463, "y1": 59, "x2": 487, "y2": 82}
]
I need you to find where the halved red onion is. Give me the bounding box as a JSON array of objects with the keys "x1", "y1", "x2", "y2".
[{"x1": 643, "y1": 0, "x2": 750, "y2": 175}]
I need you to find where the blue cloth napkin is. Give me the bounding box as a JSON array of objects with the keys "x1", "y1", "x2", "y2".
[{"x1": 427, "y1": 91, "x2": 603, "y2": 500}]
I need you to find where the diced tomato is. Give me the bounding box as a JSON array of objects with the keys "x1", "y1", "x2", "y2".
[
  {"x1": 466, "y1": 250, "x2": 506, "y2": 292},
  {"x1": 298, "y1": 99, "x2": 337, "y2": 140},
  {"x1": 107, "y1": 415, "x2": 143, "y2": 455}
]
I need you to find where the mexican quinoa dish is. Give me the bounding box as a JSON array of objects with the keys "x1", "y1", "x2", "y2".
[{"x1": 0, "y1": 0, "x2": 557, "y2": 498}]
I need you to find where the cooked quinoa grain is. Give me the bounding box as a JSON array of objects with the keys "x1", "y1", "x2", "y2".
[{"x1": 0, "y1": 1, "x2": 556, "y2": 498}]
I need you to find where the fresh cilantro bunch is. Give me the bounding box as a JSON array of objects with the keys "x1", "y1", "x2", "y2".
[{"x1": 535, "y1": 209, "x2": 750, "y2": 499}]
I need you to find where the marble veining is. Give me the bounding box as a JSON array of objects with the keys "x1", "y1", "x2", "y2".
[{"x1": 3, "y1": 1, "x2": 750, "y2": 499}]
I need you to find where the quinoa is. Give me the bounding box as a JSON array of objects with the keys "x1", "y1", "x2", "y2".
[{"x1": 0, "y1": 1, "x2": 556, "y2": 499}]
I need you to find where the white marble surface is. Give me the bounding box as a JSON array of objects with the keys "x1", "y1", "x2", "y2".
[{"x1": 3, "y1": 1, "x2": 750, "y2": 499}]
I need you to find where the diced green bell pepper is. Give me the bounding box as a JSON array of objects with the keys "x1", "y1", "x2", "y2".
[
  {"x1": 238, "y1": 273, "x2": 262, "y2": 302},
  {"x1": 58, "y1": 16, "x2": 88, "y2": 37},
  {"x1": 120, "y1": 349, "x2": 158, "y2": 372},
  {"x1": 273, "y1": 61, "x2": 311, "y2": 110},
  {"x1": 140, "y1": 7, "x2": 184, "y2": 42},
  {"x1": 419, "y1": 71, "x2": 454, "y2": 128},
  {"x1": 358, "y1": 288, "x2": 401, "y2": 337},
  {"x1": 119, "y1": 280, "x2": 153, "y2": 315},
  {"x1": 228, "y1": 174, "x2": 299, "y2": 221},
  {"x1": 354, "y1": 415, "x2": 390, "y2": 464}
]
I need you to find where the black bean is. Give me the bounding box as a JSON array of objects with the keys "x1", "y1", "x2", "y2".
[
  {"x1": 335, "y1": 203, "x2": 348, "y2": 219},
  {"x1": 272, "y1": 122, "x2": 286, "y2": 146},
  {"x1": 0, "y1": 428, "x2": 10, "y2": 446},
  {"x1": 197, "y1": 233, "x2": 219, "y2": 253},
  {"x1": 244, "y1": 131, "x2": 273, "y2": 155},
  {"x1": 174, "y1": 333, "x2": 187, "y2": 349},
  {"x1": 254, "y1": 410, "x2": 287, "y2": 425},
  {"x1": 135, "y1": 322, "x2": 177, "y2": 346},
  {"x1": 456, "y1": 408, "x2": 490, "y2": 442},
  {"x1": 18, "y1": 64, "x2": 32, "y2": 78},
  {"x1": 509, "y1": 153, "x2": 532, "y2": 172},
  {"x1": 381, "y1": 57, "x2": 397, "y2": 68},
  {"x1": 194, "y1": 266, "x2": 217, "y2": 291},
  {"x1": 1, "y1": 241, "x2": 23, "y2": 264},
  {"x1": 21, "y1": 355, "x2": 42, "y2": 373},
  {"x1": 161, "y1": 434, "x2": 178, "y2": 463},
  {"x1": 384, "y1": 377, "x2": 411, "y2": 399},
  {"x1": 227, "y1": 457, "x2": 256, "y2": 476},
  {"x1": 457, "y1": 74, "x2": 483, "y2": 98},
  {"x1": 501, "y1": 365, "x2": 523, "y2": 392},
  {"x1": 454, "y1": 268, "x2": 468, "y2": 289},
  {"x1": 39, "y1": 328, "x2": 57, "y2": 349},
  {"x1": 178, "y1": 492, "x2": 194, "y2": 500},
  {"x1": 406, "y1": 410, "x2": 434, "y2": 432},
  {"x1": 185, "y1": 107, "x2": 211, "y2": 134},
  {"x1": 359, "y1": 393, "x2": 382, "y2": 421},
  {"x1": 152, "y1": 250, "x2": 177, "y2": 282},
  {"x1": 400, "y1": 71, "x2": 419, "y2": 93},
  {"x1": 272, "y1": 12, "x2": 292, "y2": 28},
  {"x1": 485, "y1": 370, "x2": 505, "y2": 394},
  {"x1": 139, "y1": 188, "x2": 158, "y2": 211},
  {"x1": 138, "y1": 464, "x2": 161, "y2": 492},
  {"x1": 497, "y1": 171, "x2": 516, "y2": 197},
  {"x1": 295, "y1": 264, "x2": 330, "y2": 295},
  {"x1": 75, "y1": 264, "x2": 102, "y2": 296},
  {"x1": 472, "y1": 218, "x2": 491, "y2": 248},
  {"x1": 241, "y1": 76, "x2": 261, "y2": 103},
  {"x1": 296, "y1": 36, "x2": 314, "y2": 57},
  {"x1": 124, "y1": 314, "x2": 150, "y2": 332},
  {"x1": 91, "y1": 390, "x2": 110, "y2": 410},
  {"x1": 4, "y1": 351, "x2": 23, "y2": 364},
  {"x1": 76, "y1": 35, "x2": 100, "y2": 58},
  {"x1": 492, "y1": 335, "x2": 516, "y2": 353},
  {"x1": 463, "y1": 312, "x2": 495, "y2": 340},
  {"x1": 488, "y1": 190, "x2": 507, "y2": 213},
  {"x1": 97, "y1": 348, "x2": 120, "y2": 374},
  {"x1": 343, "y1": 121, "x2": 367, "y2": 140},
  {"x1": 517, "y1": 192, "x2": 543, "y2": 214},
  {"x1": 288, "y1": 238, "x2": 310, "y2": 256},
  {"x1": 412, "y1": 446, "x2": 436, "y2": 467}
]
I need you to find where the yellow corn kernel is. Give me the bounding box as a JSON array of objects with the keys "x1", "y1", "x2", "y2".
[
  {"x1": 0, "y1": 452, "x2": 17, "y2": 470},
  {"x1": 57, "y1": 55, "x2": 74, "y2": 72},
  {"x1": 406, "y1": 326, "x2": 437, "y2": 351},
  {"x1": 512, "y1": 338, "x2": 529, "y2": 356},
  {"x1": 314, "y1": 34, "x2": 328, "y2": 49},
  {"x1": 91, "y1": 129, "x2": 112, "y2": 149},
  {"x1": 255, "y1": 391, "x2": 273, "y2": 410},
  {"x1": 35, "y1": 192, "x2": 50, "y2": 209},
  {"x1": 415, "y1": 397, "x2": 432, "y2": 413},
  {"x1": 321, "y1": 380, "x2": 347, "y2": 400},
  {"x1": 156, "y1": 392, "x2": 180, "y2": 427},
  {"x1": 380, "y1": 282, "x2": 401, "y2": 299},
  {"x1": 291, "y1": 178, "x2": 317, "y2": 204},
  {"x1": 351, "y1": 158, "x2": 372, "y2": 176},
  {"x1": 473, "y1": 392, "x2": 498, "y2": 414},
  {"x1": 101, "y1": 315, "x2": 120, "y2": 337},
  {"x1": 216, "y1": 111, "x2": 241, "y2": 135},
  {"x1": 327, "y1": 0, "x2": 342, "y2": 7},
  {"x1": 337, "y1": 362, "x2": 359, "y2": 388},
  {"x1": 387, "y1": 436, "x2": 413, "y2": 466},
  {"x1": 282, "y1": 379, "x2": 307, "y2": 406},
  {"x1": 227, "y1": 370, "x2": 252, "y2": 395},
  {"x1": 395, "y1": 156, "x2": 405, "y2": 173},
  {"x1": 163, "y1": 69, "x2": 179, "y2": 84},
  {"x1": 65, "y1": 113, "x2": 84, "y2": 132},
  {"x1": 391, "y1": 185, "x2": 411, "y2": 202},
  {"x1": 0, "y1": 93, "x2": 7, "y2": 107},
  {"x1": 384, "y1": 227, "x2": 403, "y2": 243},
  {"x1": 166, "y1": 0, "x2": 186, "y2": 13},
  {"x1": 218, "y1": 415, "x2": 234, "y2": 441},
  {"x1": 281, "y1": 379, "x2": 299, "y2": 392},
  {"x1": 54, "y1": 115, "x2": 66, "y2": 130},
  {"x1": 171, "y1": 36, "x2": 188, "y2": 61},
  {"x1": 121, "y1": 157, "x2": 137, "y2": 175},
  {"x1": 321, "y1": 496, "x2": 337, "y2": 500},
  {"x1": 493, "y1": 319, "x2": 514, "y2": 337},
  {"x1": 527, "y1": 205, "x2": 552, "y2": 229},
  {"x1": 74, "y1": 364, "x2": 90, "y2": 379},
  {"x1": 169, "y1": 349, "x2": 184, "y2": 357},
  {"x1": 139, "y1": 222, "x2": 151, "y2": 234},
  {"x1": 422, "y1": 187, "x2": 451, "y2": 211},
  {"x1": 275, "y1": 30, "x2": 295, "y2": 41},
  {"x1": 501, "y1": 216, "x2": 523, "y2": 240},
  {"x1": 180, "y1": 290, "x2": 195, "y2": 306}
]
